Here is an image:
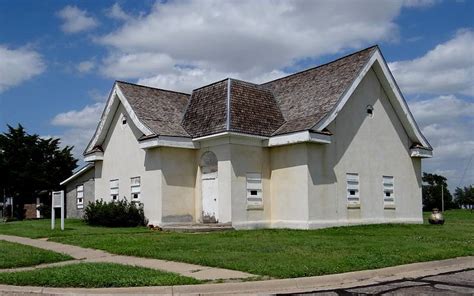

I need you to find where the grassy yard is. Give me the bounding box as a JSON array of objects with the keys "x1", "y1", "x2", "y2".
[
  {"x1": 0, "y1": 263, "x2": 200, "y2": 287},
  {"x1": 0, "y1": 241, "x2": 72, "y2": 269},
  {"x1": 0, "y1": 210, "x2": 472, "y2": 278},
  {"x1": 0, "y1": 218, "x2": 148, "y2": 239}
]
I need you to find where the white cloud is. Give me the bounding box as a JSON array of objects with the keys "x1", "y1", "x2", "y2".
[
  {"x1": 57, "y1": 5, "x2": 98, "y2": 34},
  {"x1": 390, "y1": 30, "x2": 474, "y2": 96},
  {"x1": 102, "y1": 52, "x2": 174, "y2": 79},
  {"x1": 106, "y1": 3, "x2": 131, "y2": 21},
  {"x1": 51, "y1": 102, "x2": 104, "y2": 129},
  {"x1": 96, "y1": 0, "x2": 409, "y2": 91},
  {"x1": 408, "y1": 95, "x2": 474, "y2": 188},
  {"x1": 0, "y1": 45, "x2": 46, "y2": 93},
  {"x1": 410, "y1": 95, "x2": 474, "y2": 125},
  {"x1": 77, "y1": 60, "x2": 95, "y2": 73}
]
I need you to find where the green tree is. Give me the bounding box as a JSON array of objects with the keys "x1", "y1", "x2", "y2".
[
  {"x1": 454, "y1": 185, "x2": 474, "y2": 211},
  {"x1": 0, "y1": 124, "x2": 77, "y2": 219},
  {"x1": 422, "y1": 172, "x2": 456, "y2": 211}
]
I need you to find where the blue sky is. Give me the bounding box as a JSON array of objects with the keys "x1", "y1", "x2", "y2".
[{"x1": 0, "y1": 0, "x2": 473, "y2": 190}]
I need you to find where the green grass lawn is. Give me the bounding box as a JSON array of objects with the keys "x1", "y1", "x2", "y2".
[
  {"x1": 0, "y1": 210, "x2": 473, "y2": 279},
  {"x1": 0, "y1": 241, "x2": 72, "y2": 269},
  {"x1": 0, "y1": 218, "x2": 149, "y2": 239},
  {"x1": 0, "y1": 263, "x2": 200, "y2": 287}
]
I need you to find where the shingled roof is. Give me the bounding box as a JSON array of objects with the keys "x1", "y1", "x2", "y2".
[
  {"x1": 98, "y1": 46, "x2": 383, "y2": 141},
  {"x1": 262, "y1": 46, "x2": 377, "y2": 135},
  {"x1": 181, "y1": 79, "x2": 285, "y2": 138},
  {"x1": 116, "y1": 81, "x2": 190, "y2": 137}
]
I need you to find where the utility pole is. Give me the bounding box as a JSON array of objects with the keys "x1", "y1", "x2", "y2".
[{"x1": 441, "y1": 184, "x2": 445, "y2": 213}]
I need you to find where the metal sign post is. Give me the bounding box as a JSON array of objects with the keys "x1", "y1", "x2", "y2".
[{"x1": 51, "y1": 191, "x2": 64, "y2": 230}]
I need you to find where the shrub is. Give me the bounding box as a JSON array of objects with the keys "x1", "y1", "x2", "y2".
[{"x1": 83, "y1": 199, "x2": 148, "y2": 227}]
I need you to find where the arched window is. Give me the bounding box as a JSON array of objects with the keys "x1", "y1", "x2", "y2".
[{"x1": 200, "y1": 151, "x2": 218, "y2": 174}]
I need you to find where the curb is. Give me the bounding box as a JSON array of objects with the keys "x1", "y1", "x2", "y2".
[{"x1": 0, "y1": 256, "x2": 472, "y2": 295}]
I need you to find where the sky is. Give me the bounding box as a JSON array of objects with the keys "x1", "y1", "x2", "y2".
[{"x1": 0, "y1": 0, "x2": 473, "y2": 191}]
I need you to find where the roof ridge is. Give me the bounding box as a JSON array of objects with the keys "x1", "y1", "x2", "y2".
[
  {"x1": 115, "y1": 80, "x2": 190, "y2": 96},
  {"x1": 191, "y1": 78, "x2": 229, "y2": 92},
  {"x1": 260, "y1": 45, "x2": 379, "y2": 86}
]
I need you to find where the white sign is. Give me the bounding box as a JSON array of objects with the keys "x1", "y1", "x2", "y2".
[
  {"x1": 52, "y1": 192, "x2": 62, "y2": 208},
  {"x1": 51, "y1": 190, "x2": 64, "y2": 231}
]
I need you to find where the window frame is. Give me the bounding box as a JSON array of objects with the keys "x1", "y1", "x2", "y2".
[
  {"x1": 383, "y1": 176, "x2": 395, "y2": 205},
  {"x1": 110, "y1": 179, "x2": 119, "y2": 201},
  {"x1": 130, "y1": 176, "x2": 141, "y2": 202},
  {"x1": 246, "y1": 173, "x2": 263, "y2": 208},
  {"x1": 76, "y1": 184, "x2": 84, "y2": 209},
  {"x1": 346, "y1": 173, "x2": 360, "y2": 205}
]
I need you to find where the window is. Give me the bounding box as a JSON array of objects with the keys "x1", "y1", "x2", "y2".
[
  {"x1": 346, "y1": 173, "x2": 360, "y2": 204},
  {"x1": 383, "y1": 176, "x2": 394, "y2": 204},
  {"x1": 122, "y1": 115, "x2": 127, "y2": 125},
  {"x1": 76, "y1": 185, "x2": 84, "y2": 209},
  {"x1": 110, "y1": 179, "x2": 119, "y2": 201},
  {"x1": 246, "y1": 173, "x2": 263, "y2": 207},
  {"x1": 131, "y1": 176, "x2": 141, "y2": 202}
]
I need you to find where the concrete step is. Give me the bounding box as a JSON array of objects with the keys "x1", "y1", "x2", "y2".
[{"x1": 160, "y1": 223, "x2": 234, "y2": 233}]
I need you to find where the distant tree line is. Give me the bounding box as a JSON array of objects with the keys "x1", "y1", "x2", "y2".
[
  {"x1": 422, "y1": 172, "x2": 473, "y2": 211},
  {"x1": 0, "y1": 124, "x2": 77, "y2": 219}
]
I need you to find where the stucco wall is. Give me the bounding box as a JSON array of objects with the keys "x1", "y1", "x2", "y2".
[
  {"x1": 94, "y1": 104, "x2": 162, "y2": 225},
  {"x1": 65, "y1": 167, "x2": 95, "y2": 218},
  {"x1": 230, "y1": 143, "x2": 271, "y2": 228},
  {"x1": 269, "y1": 143, "x2": 310, "y2": 228},
  {"x1": 307, "y1": 68, "x2": 423, "y2": 227},
  {"x1": 161, "y1": 147, "x2": 196, "y2": 223}
]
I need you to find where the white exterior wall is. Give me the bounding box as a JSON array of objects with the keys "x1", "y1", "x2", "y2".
[
  {"x1": 307, "y1": 69, "x2": 423, "y2": 227},
  {"x1": 161, "y1": 147, "x2": 196, "y2": 223},
  {"x1": 94, "y1": 104, "x2": 162, "y2": 225},
  {"x1": 230, "y1": 144, "x2": 271, "y2": 229},
  {"x1": 268, "y1": 144, "x2": 309, "y2": 229}
]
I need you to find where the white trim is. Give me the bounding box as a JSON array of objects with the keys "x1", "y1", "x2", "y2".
[
  {"x1": 312, "y1": 49, "x2": 431, "y2": 149},
  {"x1": 60, "y1": 164, "x2": 94, "y2": 186},
  {"x1": 84, "y1": 83, "x2": 155, "y2": 155},
  {"x1": 84, "y1": 151, "x2": 104, "y2": 162},
  {"x1": 410, "y1": 148, "x2": 433, "y2": 158},
  {"x1": 265, "y1": 131, "x2": 331, "y2": 147},
  {"x1": 193, "y1": 131, "x2": 269, "y2": 142},
  {"x1": 115, "y1": 85, "x2": 154, "y2": 135},
  {"x1": 226, "y1": 78, "x2": 231, "y2": 130},
  {"x1": 139, "y1": 136, "x2": 200, "y2": 149}
]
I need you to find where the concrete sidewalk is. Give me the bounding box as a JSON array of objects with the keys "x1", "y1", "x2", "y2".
[
  {"x1": 0, "y1": 234, "x2": 254, "y2": 281},
  {"x1": 0, "y1": 256, "x2": 472, "y2": 295}
]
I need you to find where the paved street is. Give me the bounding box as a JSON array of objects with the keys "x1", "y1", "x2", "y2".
[{"x1": 287, "y1": 269, "x2": 474, "y2": 295}]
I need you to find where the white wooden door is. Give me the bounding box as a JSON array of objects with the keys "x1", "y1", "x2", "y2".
[{"x1": 202, "y1": 172, "x2": 218, "y2": 223}]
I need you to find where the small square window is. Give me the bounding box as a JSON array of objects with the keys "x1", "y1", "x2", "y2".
[
  {"x1": 350, "y1": 190, "x2": 356, "y2": 196},
  {"x1": 250, "y1": 190, "x2": 258, "y2": 196}
]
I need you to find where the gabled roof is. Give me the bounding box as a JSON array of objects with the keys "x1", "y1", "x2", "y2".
[
  {"x1": 263, "y1": 46, "x2": 377, "y2": 135},
  {"x1": 84, "y1": 45, "x2": 431, "y2": 155},
  {"x1": 116, "y1": 81, "x2": 190, "y2": 137}
]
